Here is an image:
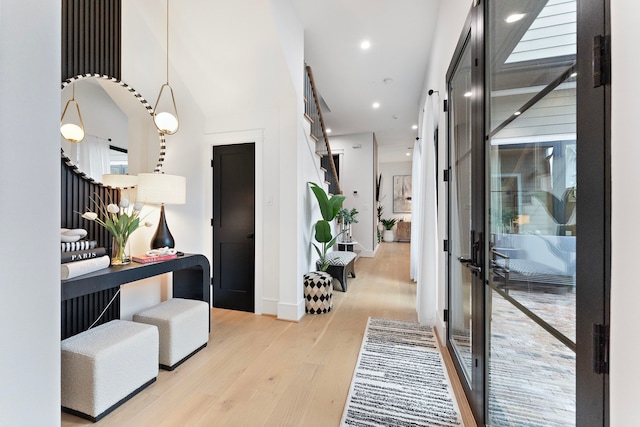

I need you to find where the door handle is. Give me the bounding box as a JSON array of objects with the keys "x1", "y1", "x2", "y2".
[
  {"x1": 465, "y1": 264, "x2": 482, "y2": 274},
  {"x1": 247, "y1": 232, "x2": 254, "y2": 239},
  {"x1": 458, "y1": 257, "x2": 473, "y2": 264}
]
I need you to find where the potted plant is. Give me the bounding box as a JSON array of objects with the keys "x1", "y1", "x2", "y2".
[
  {"x1": 381, "y1": 218, "x2": 398, "y2": 243},
  {"x1": 304, "y1": 182, "x2": 346, "y2": 314},
  {"x1": 336, "y1": 207, "x2": 359, "y2": 243}
]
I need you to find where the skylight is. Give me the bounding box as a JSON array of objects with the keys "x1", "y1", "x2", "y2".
[{"x1": 505, "y1": 0, "x2": 576, "y2": 64}]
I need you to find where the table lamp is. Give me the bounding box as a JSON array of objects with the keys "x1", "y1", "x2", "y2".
[{"x1": 136, "y1": 173, "x2": 186, "y2": 249}]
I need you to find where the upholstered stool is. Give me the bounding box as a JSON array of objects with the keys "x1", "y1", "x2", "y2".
[
  {"x1": 303, "y1": 271, "x2": 333, "y2": 314},
  {"x1": 316, "y1": 251, "x2": 357, "y2": 292},
  {"x1": 61, "y1": 320, "x2": 159, "y2": 422},
  {"x1": 133, "y1": 298, "x2": 209, "y2": 370}
]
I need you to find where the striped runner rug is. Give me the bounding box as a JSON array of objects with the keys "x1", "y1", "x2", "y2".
[{"x1": 341, "y1": 318, "x2": 463, "y2": 427}]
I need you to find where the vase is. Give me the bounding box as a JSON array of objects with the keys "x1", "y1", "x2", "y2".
[
  {"x1": 111, "y1": 235, "x2": 130, "y2": 265},
  {"x1": 383, "y1": 229, "x2": 394, "y2": 243},
  {"x1": 303, "y1": 271, "x2": 333, "y2": 314}
]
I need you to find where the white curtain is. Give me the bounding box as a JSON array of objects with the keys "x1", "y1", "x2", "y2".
[
  {"x1": 415, "y1": 95, "x2": 440, "y2": 326},
  {"x1": 77, "y1": 135, "x2": 111, "y2": 179},
  {"x1": 410, "y1": 139, "x2": 422, "y2": 281}
]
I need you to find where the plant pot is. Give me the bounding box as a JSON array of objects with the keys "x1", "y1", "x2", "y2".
[
  {"x1": 303, "y1": 271, "x2": 333, "y2": 314},
  {"x1": 383, "y1": 229, "x2": 394, "y2": 243}
]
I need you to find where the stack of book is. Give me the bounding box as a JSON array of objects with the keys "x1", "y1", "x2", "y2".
[
  {"x1": 132, "y1": 252, "x2": 178, "y2": 264},
  {"x1": 61, "y1": 242, "x2": 110, "y2": 280}
]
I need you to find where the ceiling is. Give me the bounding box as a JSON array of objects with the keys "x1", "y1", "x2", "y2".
[
  {"x1": 291, "y1": 0, "x2": 441, "y2": 163},
  {"x1": 130, "y1": 0, "x2": 442, "y2": 163}
]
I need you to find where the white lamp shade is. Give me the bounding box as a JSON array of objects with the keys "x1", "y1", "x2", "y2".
[
  {"x1": 136, "y1": 173, "x2": 186, "y2": 205},
  {"x1": 102, "y1": 174, "x2": 138, "y2": 188}
]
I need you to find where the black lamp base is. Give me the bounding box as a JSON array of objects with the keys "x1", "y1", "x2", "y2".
[{"x1": 151, "y1": 204, "x2": 175, "y2": 249}]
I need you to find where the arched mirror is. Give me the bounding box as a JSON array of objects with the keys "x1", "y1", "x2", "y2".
[{"x1": 60, "y1": 74, "x2": 165, "y2": 182}]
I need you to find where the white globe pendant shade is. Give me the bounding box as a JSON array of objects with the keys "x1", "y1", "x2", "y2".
[
  {"x1": 154, "y1": 111, "x2": 179, "y2": 135},
  {"x1": 60, "y1": 123, "x2": 85, "y2": 144}
]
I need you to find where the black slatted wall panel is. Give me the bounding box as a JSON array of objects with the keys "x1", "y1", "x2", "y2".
[
  {"x1": 61, "y1": 154, "x2": 120, "y2": 339},
  {"x1": 61, "y1": 0, "x2": 121, "y2": 80},
  {"x1": 61, "y1": 289, "x2": 120, "y2": 340}
]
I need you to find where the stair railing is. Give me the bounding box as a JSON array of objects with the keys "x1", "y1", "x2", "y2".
[{"x1": 304, "y1": 64, "x2": 341, "y2": 195}]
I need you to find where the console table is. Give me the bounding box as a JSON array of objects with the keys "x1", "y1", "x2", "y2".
[{"x1": 61, "y1": 253, "x2": 210, "y2": 339}]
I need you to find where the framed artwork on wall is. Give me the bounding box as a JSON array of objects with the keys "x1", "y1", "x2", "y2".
[{"x1": 393, "y1": 175, "x2": 412, "y2": 213}]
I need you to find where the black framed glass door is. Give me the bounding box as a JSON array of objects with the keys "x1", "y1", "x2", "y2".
[{"x1": 446, "y1": 0, "x2": 609, "y2": 425}]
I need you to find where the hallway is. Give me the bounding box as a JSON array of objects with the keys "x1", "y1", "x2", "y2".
[{"x1": 62, "y1": 243, "x2": 474, "y2": 426}]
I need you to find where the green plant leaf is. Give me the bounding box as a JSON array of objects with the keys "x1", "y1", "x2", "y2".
[
  {"x1": 309, "y1": 182, "x2": 331, "y2": 220},
  {"x1": 314, "y1": 219, "x2": 333, "y2": 243}
]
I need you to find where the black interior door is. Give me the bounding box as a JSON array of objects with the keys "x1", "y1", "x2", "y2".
[{"x1": 212, "y1": 143, "x2": 255, "y2": 312}]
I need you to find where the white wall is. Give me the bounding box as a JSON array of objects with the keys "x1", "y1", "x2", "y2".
[
  {"x1": 419, "y1": 0, "x2": 472, "y2": 342},
  {"x1": 610, "y1": 0, "x2": 640, "y2": 423},
  {"x1": 0, "y1": 0, "x2": 61, "y2": 425},
  {"x1": 379, "y1": 160, "x2": 413, "y2": 224},
  {"x1": 329, "y1": 133, "x2": 376, "y2": 256}
]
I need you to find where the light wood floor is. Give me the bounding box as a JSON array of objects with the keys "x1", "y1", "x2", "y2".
[{"x1": 62, "y1": 242, "x2": 476, "y2": 427}]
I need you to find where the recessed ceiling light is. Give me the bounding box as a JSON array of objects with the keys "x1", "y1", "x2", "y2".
[
  {"x1": 383, "y1": 77, "x2": 393, "y2": 84},
  {"x1": 406, "y1": 152, "x2": 411, "y2": 156},
  {"x1": 360, "y1": 40, "x2": 371, "y2": 50},
  {"x1": 505, "y1": 13, "x2": 525, "y2": 23},
  {"x1": 372, "y1": 102, "x2": 380, "y2": 109},
  {"x1": 514, "y1": 111, "x2": 522, "y2": 116},
  {"x1": 570, "y1": 72, "x2": 577, "y2": 78},
  {"x1": 412, "y1": 125, "x2": 418, "y2": 130},
  {"x1": 326, "y1": 128, "x2": 332, "y2": 134},
  {"x1": 464, "y1": 91, "x2": 472, "y2": 97}
]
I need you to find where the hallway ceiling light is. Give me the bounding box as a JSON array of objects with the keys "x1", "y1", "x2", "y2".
[
  {"x1": 412, "y1": 124, "x2": 418, "y2": 130},
  {"x1": 505, "y1": 13, "x2": 526, "y2": 23},
  {"x1": 360, "y1": 40, "x2": 371, "y2": 50},
  {"x1": 60, "y1": 83, "x2": 85, "y2": 143},
  {"x1": 372, "y1": 102, "x2": 380, "y2": 109},
  {"x1": 153, "y1": 0, "x2": 179, "y2": 135},
  {"x1": 326, "y1": 128, "x2": 332, "y2": 133},
  {"x1": 464, "y1": 91, "x2": 473, "y2": 97}
]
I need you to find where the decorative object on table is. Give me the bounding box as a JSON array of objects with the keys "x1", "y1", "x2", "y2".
[
  {"x1": 80, "y1": 194, "x2": 152, "y2": 265},
  {"x1": 61, "y1": 247, "x2": 107, "y2": 264},
  {"x1": 336, "y1": 207, "x2": 359, "y2": 243},
  {"x1": 303, "y1": 271, "x2": 333, "y2": 314},
  {"x1": 341, "y1": 318, "x2": 463, "y2": 426},
  {"x1": 393, "y1": 174, "x2": 412, "y2": 213},
  {"x1": 381, "y1": 218, "x2": 398, "y2": 243},
  {"x1": 153, "y1": 0, "x2": 179, "y2": 135},
  {"x1": 61, "y1": 255, "x2": 111, "y2": 280},
  {"x1": 137, "y1": 173, "x2": 186, "y2": 250},
  {"x1": 61, "y1": 240, "x2": 98, "y2": 252},
  {"x1": 60, "y1": 228, "x2": 88, "y2": 242},
  {"x1": 132, "y1": 247, "x2": 179, "y2": 264},
  {"x1": 308, "y1": 182, "x2": 345, "y2": 271}
]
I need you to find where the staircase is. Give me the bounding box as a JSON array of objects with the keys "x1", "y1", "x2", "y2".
[{"x1": 304, "y1": 64, "x2": 341, "y2": 195}]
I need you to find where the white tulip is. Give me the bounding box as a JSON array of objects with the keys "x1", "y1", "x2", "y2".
[
  {"x1": 119, "y1": 199, "x2": 130, "y2": 208},
  {"x1": 82, "y1": 212, "x2": 98, "y2": 221},
  {"x1": 107, "y1": 204, "x2": 120, "y2": 214},
  {"x1": 133, "y1": 202, "x2": 144, "y2": 211}
]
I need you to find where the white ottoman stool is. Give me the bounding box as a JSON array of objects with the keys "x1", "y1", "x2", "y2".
[
  {"x1": 61, "y1": 320, "x2": 159, "y2": 422},
  {"x1": 133, "y1": 298, "x2": 209, "y2": 370}
]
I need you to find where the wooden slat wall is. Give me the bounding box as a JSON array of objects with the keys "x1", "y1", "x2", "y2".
[
  {"x1": 61, "y1": 0, "x2": 121, "y2": 80},
  {"x1": 61, "y1": 289, "x2": 120, "y2": 340},
  {"x1": 61, "y1": 152, "x2": 119, "y2": 251}
]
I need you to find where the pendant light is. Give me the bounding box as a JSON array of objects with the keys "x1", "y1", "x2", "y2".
[
  {"x1": 153, "y1": 0, "x2": 179, "y2": 135},
  {"x1": 60, "y1": 83, "x2": 85, "y2": 143}
]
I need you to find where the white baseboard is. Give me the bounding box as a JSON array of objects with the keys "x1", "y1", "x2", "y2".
[
  {"x1": 262, "y1": 298, "x2": 278, "y2": 316},
  {"x1": 277, "y1": 299, "x2": 305, "y2": 321}
]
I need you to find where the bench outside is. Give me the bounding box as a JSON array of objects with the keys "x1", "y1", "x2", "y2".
[{"x1": 317, "y1": 251, "x2": 357, "y2": 292}]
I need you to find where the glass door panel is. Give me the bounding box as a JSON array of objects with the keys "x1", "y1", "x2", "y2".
[
  {"x1": 448, "y1": 36, "x2": 474, "y2": 384},
  {"x1": 487, "y1": 0, "x2": 577, "y2": 424}
]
